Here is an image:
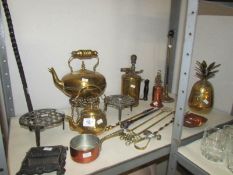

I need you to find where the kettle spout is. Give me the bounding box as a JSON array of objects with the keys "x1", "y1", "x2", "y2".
[{"x1": 48, "y1": 67, "x2": 64, "y2": 92}]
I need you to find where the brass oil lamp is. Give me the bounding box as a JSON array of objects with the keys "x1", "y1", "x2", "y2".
[{"x1": 49, "y1": 50, "x2": 107, "y2": 135}]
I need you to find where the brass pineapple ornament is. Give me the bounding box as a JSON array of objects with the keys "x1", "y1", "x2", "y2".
[
  {"x1": 188, "y1": 60, "x2": 221, "y2": 113},
  {"x1": 195, "y1": 61, "x2": 221, "y2": 80}
]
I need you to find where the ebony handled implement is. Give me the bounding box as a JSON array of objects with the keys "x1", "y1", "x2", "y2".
[{"x1": 105, "y1": 107, "x2": 160, "y2": 131}]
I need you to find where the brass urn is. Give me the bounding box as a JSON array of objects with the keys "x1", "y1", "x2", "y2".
[
  {"x1": 188, "y1": 60, "x2": 221, "y2": 113},
  {"x1": 49, "y1": 50, "x2": 107, "y2": 134}
]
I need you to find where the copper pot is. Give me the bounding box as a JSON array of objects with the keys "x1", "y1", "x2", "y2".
[{"x1": 70, "y1": 129, "x2": 123, "y2": 163}]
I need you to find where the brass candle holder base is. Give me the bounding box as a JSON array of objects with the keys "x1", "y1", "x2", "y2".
[
  {"x1": 162, "y1": 85, "x2": 174, "y2": 103},
  {"x1": 162, "y1": 94, "x2": 174, "y2": 103}
]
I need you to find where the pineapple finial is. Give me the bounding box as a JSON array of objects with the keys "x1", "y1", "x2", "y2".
[{"x1": 195, "y1": 60, "x2": 221, "y2": 80}]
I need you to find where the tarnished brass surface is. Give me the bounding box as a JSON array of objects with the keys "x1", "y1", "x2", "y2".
[
  {"x1": 121, "y1": 55, "x2": 143, "y2": 106},
  {"x1": 188, "y1": 79, "x2": 213, "y2": 113},
  {"x1": 188, "y1": 60, "x2": 220, "y2": 114},
  {"x1": 68, "y1": 106, "x2": 107, "y2": 135},
  {"x1": 49, "y1": 50, "x2": 106, "y2": 99},
  {"x1": 71, "y1": 50, "x2": 98, "y2": 59},
  {"x1": 49, "y1": 50, "x2": 107, "y2": 134},
  {"x1": 162, "y1": 85, "x2": 174, "y2": 103},
  {"x1": 120, "y1": 111, "x2": 174, "y2": 147},
  {"x1": 121, "y1": 74, "x2": 141, "y2": 106}
]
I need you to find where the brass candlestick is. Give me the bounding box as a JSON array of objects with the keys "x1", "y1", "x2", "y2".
[
  {"x1": 163, "y1": 85, "x2": 174, "y2": 103},
  {"x1": 162, "y1": 30, "x2": 174, "y2": 103}
]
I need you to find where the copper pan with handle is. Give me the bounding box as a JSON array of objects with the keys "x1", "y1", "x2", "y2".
[{"x1": 70, "y1": 129, "x2": 123, "y2": 163}]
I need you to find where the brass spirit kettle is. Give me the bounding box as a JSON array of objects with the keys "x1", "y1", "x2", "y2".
[
  {"x1": 69, "y1": 105, "x2": 107, "y2": 134},
  {"x1": 49, "y1": 50, "x2": 106, "y2": 99},
  {"x1": 49, "y1": 50, "x2": 107, "y2": 135}
]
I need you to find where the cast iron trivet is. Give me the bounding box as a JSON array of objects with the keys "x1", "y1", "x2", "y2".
[
  {"x1": 104, "y1": 95, "x2": 135, "y2": 121},
  {"x1": 17, "y1": 145, "x2": 68, "y2": 175},
  {"x1": 19, "y1": 108, "x2": 65, "y2": 146}
]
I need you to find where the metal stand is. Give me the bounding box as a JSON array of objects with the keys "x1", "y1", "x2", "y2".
[
  {"x1": 19, "y1": 109, "x2": 65, "y2": 147},
  {"x1": 104, "y1": 95, "x2": 135, "y2": 121},
  {"x1": 167, "y1": 0, "x2": 199, "y2": 174}
]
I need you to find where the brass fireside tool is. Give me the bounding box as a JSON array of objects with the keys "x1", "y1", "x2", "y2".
[
  {"x1": 120, "y1": 110, "x2": 175, "y2": 146},
  {"x1": 104, "y1": 107, "x2": 158, "y2": 131},
  {"x1": 133, "y1": 117, "x2": 174, "y2": 150}
]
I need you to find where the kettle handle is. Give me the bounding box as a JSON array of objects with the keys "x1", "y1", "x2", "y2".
[{"x1": 68, "y1": 50, "x2": 99, "y2": 72}]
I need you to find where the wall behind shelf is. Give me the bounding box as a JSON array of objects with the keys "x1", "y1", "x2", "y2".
[
  {"x1": 172, "y1": 0, "x2": 233, "y2": 114},
  {"x1": 1, "y1": 0, "x2": 171, "y2": 116},
  {"x1": 189, "y1": 15, "x2": 233, "y2": 113}
]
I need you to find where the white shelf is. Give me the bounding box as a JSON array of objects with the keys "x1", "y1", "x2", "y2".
[
  {"x1": 177, "y1": 110, "x2": 233, "y2": 175},
  {"x1": 178, "y1": 139, "x2": 233, "y2": 175},
  {"x1": 8, "y1": 101, "x2": 174, "y2": 175},
  {"x1": 8, "y1": 100, "x2": 233, "y2": 175}
]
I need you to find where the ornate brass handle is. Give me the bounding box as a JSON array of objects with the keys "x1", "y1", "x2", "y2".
[
  {"x1": 100, "y1": 129, "x2": 124, "y2": 144},
  {"x1": 71, "y1": 50, "x2": 98, "y2": 58},
  {"x1": 68, "y1": 49, "x2": 99, "y2": 72}
]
